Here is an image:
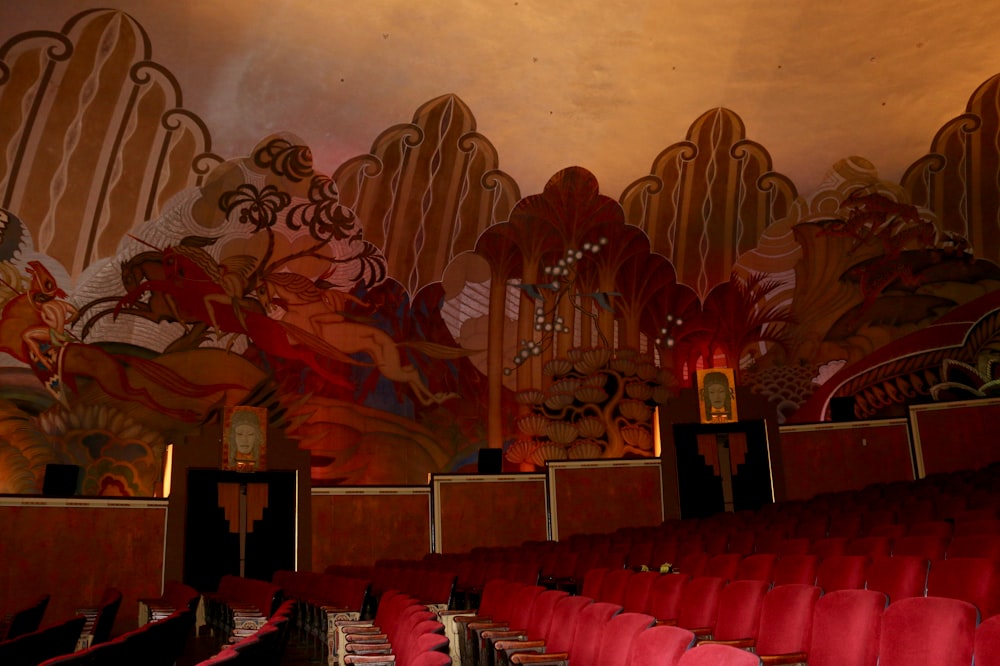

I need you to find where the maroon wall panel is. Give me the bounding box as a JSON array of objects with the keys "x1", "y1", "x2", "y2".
[
  {"x1": 777, "y1": 419, "x2": 914, "y2": 501},
  {"x1": 0, "y1": 498, "x2": 166, "y2": 635},
  {"x1": 910, "y1": 398, "x2": 1000, "y2": 476},
  {"x1": 547, "y1": 460, "x2": 664, "y2": 539},
  {"x1": 433, "y1": 474, "x2": 548, "y2": 554},
  {"x1": 312, "y1": 488, "x2": 431, "y2": 569}
]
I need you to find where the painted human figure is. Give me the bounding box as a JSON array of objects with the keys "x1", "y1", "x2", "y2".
[
  {"x1": 228, "y1": 409, "x2": 264, "y2": 471},
  {"x1": 701, "y1": 371, "x2": 735, "y2": 423}
]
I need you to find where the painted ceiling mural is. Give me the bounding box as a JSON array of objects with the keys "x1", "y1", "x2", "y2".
[{"x1": 2, "y1": 9, "x2": 1000, "y2": 494}]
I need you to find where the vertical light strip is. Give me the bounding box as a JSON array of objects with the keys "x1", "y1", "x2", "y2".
[{"x1": 161, "y1": 444, "x2": 173, "y2": 498}]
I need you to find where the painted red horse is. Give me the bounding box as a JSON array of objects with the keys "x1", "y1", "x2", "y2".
[
  {"x1": 0, "y1": 261, "x2": 240, "y2": 420},
  {"x1": 112, "y1": 241, "x2": 356, "y2": 391}
]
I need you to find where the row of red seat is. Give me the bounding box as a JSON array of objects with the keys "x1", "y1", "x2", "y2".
[
  {"x1": 0, "y1": 593, "x2": 50, "y2": 643},
  {"x1": 272, "y1": 569, "x2": 372, "y2": 664},
  {"x1": 581, "y1": 551, "x2": 1000, "y2": 623},
  {"x1": 0, "y1": 586, "x2": 125, "y2": 666},
  {"x1": 337, "y1": 590, "x2": 449, "y2": 666},
  {"x1": 195, "y1": 597, "x2": 296, "y2": 665},
  {"x1": 38, "y1": 606, "x2": 195, "y2": 666},
  {"x1": 451, "y1": 577, "x2": 1000, "y2": 666},
  {"x1": 322, "y1": 563, "x2": 459, "y2": 607},
  {"x1": 31, "y1": 582, "x2": 197, "y2": 665},
  {"x1": 0, "y1": 615, "x2": 86, "y2": 666},
  {"x1": 201, "y1": 574, "x2": 283, "y2": 642}
]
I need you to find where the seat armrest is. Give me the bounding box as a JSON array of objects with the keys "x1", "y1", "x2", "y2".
[
  {"x1": 470, "y1": 621, "x2": 509, "y2": 632},
  {"x1": 698, "y1": 638, "x2": 755, "y2": 649},
  {"x1": 511, "y1": 650, "x2": 569, "y2": 665},
  {"x1": 345, "y1": 632, "x2": 388, "y2": 643},
  {"x1": 343, "y1": 655, "x2": 397, "y2": 665},
  {"x1": 496, "y1": 639, "x2": 545, "y2": 652},
  {"x1": 455, "y1": 614, "x2": 491, "y2": 625},
  {"x1": 760, "y1": 653, "x2": 808, "y2": 665},
  {"x1": 483, "y1": 629, "x2": 527, "y2": 641}
]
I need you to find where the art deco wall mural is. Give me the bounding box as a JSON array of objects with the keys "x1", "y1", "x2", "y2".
[{"x1": 2, "y1": 9, "x2": 1000, "y2": 494}]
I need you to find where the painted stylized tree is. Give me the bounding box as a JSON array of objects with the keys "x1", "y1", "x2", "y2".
[{"x1": 476, "y1": 167, "x2": 678, "y2": 467}]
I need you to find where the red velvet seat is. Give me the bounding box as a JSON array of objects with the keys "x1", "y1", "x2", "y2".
[
  {"x1": 735, "y1": 553, "x2": 777, "y2": 583},
  {"x1": 627, "y1": 624, "x2": 695, "y2": 666},
  {"x1": 891, "y1": 535, "x2": 948, "y2": 560},
  {"x1": 677, "y1": 643, "x2": 762, "y2": 665},
  {"x1": 466, "y1": 585, "x2": 543, "y2": 666},
  {"x1": 0, "y1": 615, "x2": 87, "y2": 666},
  {"x1": 975, "y1": 613, "x2": 1000, "y2": 666},
  {"x1": 696, "y1": 579, "x2": 768, "y2": 645},
  {"x1": 947, "y1": 533, "x2": 1000, "y2": 559},
  {"x1": 481, "y1": 590, "x2": 569, "y2": 666},
  {"x1": 927, "y1": 556, "x2": 1000, "y2": 618},
  {"x1": 845, "y1": 536, "x2": 892, "y2": 558},
  {"x1": 750, "y1": 583, "x2": 822, "y2": 662},
  {"x1": 509, "y1": 600, "x2": 620, "y2": 665},
  {"x1": 673, "y1": 576, "x2": 726, "y2": 638},
  {"x1": 596, "y1": 567, "x2": 633, "y2": 605},
  {"x1": 771, "y1": 554, "x2": 818, "y2": 586},
  {"x1": 627, "y1": 537, "x2": 655, "y2": 570},
  {"x1": 593, "y1": 612, "x2": 656, "y2": 665},
  {"x1": 727, "y1": 530, "x2": 758, "y2": 555},
  {"x1": 811, "y1": 537, "x2": 849, "y2": 560},
  {"x1": 864, "y1": 555, "x2": 928, "y2": 604},
  {"x1": 621, "y1": 570, "x2": 659, "y2": 613},
  {"x1": 646, "y1": 573, "x2": 690, "y2": 624},
  {"x1": 492, "y1": 595, "x2": 592, "y2": 666},
  {"x1": 707, "y1": 553, "x2": 743, "y2": 581},
  {"x1": 907, "y1": 520, "x2": 954, "y2": 538},
  {"x1": 773, "y1": 537, "x2": 812, "y2": 556},
  {"x1": 673, "y1": 551, "x2": 709, "y2": 578},
  {"x1": 2, "y1": 593, "x2": 50, "y2": 640},
  {"x1": 877, "y1": 596, "x2": 978, "y2": 666},
  {"x1": 651, "y1": 534, "x2": 680, "y2": 568},
  {"x1": 954, "y1": 519, "x2": 1000, "y2": 536},
  {"x1": 816, "y1": 555, "x2": 868, "y2": 592},
  {"x1": 804, "y1": 589, "x2": 886, "y2": 666}
]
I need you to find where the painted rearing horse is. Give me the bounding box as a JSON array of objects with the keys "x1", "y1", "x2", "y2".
[
  {"x1": 258, "y1": 271, "x2": 464, "y2": 405},
  {"x1": 0, "y1": 261, "x2": 240, "y2": 420}
]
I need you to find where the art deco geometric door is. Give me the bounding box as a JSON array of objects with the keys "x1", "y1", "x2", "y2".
[
  {"x1": 183, "y1": 469, "x2": 296, "y2": 593},
  {"x1": 673, "y1": 419, "x2": 774, "y2": 520}
]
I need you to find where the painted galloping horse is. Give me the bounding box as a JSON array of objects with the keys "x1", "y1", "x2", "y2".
[{"x1": 0, "y1": 261, "x2": 240, "y2": 420}]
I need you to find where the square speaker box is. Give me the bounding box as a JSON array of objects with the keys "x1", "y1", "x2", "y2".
[
  {"x1": 477, "y1": 448, "x2": 503, "y2": 474},
  {"x1": 830, "y1": 396, "x2": 857, "y2": 422},
  {"x1": 42, "y1": 463, "x2": 81, "y2": 497}
]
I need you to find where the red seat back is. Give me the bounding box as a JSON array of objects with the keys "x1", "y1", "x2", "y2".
[
  {"x1": 711, "y1": 579, "x2": 768, "y2": 642},
  {"x1": 627, "y1": 625, "x2": 694, "y2": 666},
  {"x1": 646, "y1": 573, "x2": 690, "y2": 623},
  {"x1": 864, "y1": 555, "x2": 928, "y2": 604},
  {"x1": 807, "y1": 589, "x2": 886, "y2": 666},
  {"x1": 754, "y1": 583, "x2": 822, "y2": 656},
  {"x1": 878, "y1": 596, "x2": 978, "y2": 666},
  {"x1": 975, "y1": 614, "x2": 1000, "y2": 666},
  {"x1": 595, "y1": 611, "x2": 655, "y2": 665},
  {"x1": 677, "y1": 643, "x2": 762, "y2": 665}
]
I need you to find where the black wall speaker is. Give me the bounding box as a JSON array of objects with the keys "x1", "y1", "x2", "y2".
[
  {"x1": 42, "y1": 463, "x2": 81, "y2": 497},
  {"x1": 830, "y1": 396, "x2": 857, "y2": 422},
  {"x1": 476, "y1": 448, "x2": 503, "y2": 474}
]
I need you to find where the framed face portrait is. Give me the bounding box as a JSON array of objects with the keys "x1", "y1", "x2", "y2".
[
  {"x1": 696, "y1": 368, "x2": 738, "y2": 424},
  {"x1": 222, "y1": 406, "x2": 267, "y2": 472}
]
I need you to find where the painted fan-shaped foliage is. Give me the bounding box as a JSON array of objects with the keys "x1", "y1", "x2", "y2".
[
  {"x1": 0, "y1": 9, "x2": 220, "y2": 276},
  {"x1": 334, "y1": 94, "x2": 521, "y2": 295},
  {"x1": 620, "y1": 107, "x2": 797, "y2": 298}
]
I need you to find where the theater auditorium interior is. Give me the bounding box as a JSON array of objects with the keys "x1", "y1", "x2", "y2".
[{"x1": 1, "y1": 2, "x2": 1000, "y2": 665}]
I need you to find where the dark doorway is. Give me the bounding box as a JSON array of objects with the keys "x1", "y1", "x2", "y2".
[
  {"x1": 673, "y1": 419, "x2": 773, "y2": 519},
  {"x1": 183, "y1": 469, "x2": 297, "y2": 593}
]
